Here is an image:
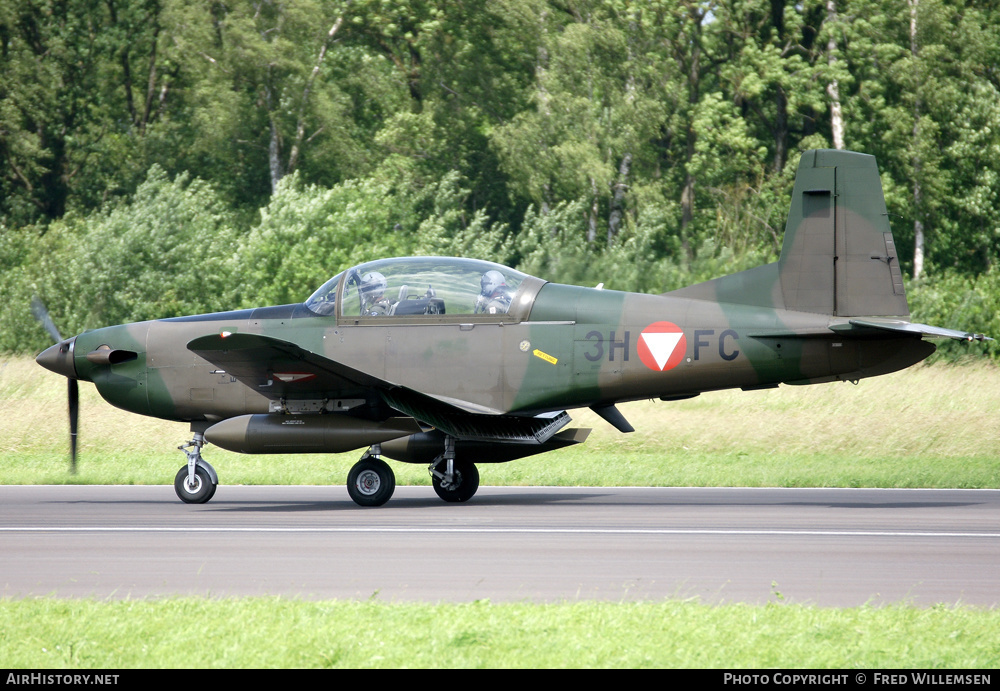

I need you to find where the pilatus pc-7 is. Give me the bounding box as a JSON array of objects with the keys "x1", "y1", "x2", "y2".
[{"x1": 35, "y1": 150, "x2": 989, "y2": 507}]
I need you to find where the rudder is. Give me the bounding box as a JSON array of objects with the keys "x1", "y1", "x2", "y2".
[{"x1": 779, "y1": 149, "x2": 908, "y2": 317}]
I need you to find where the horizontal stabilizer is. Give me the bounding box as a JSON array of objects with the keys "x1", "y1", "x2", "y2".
[
  {"x1": 837, "y1": 319, "x2": 992, "y2": 342},
  {"x1": 749, "y1": 319, "x2": 991, "y2": 342}
]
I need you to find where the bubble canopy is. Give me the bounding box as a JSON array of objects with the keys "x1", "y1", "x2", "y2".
[{"x1": 305, "y1": 257, "x2": 537, "y2": 319}]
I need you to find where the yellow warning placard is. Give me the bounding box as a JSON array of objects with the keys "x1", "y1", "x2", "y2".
[{"x1": 533, "y1": 349, "x2": 558, "y2": 365}]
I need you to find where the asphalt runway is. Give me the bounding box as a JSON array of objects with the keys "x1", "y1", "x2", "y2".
[{"x1": 1, "y1": 485, "x2": 997, "y2": 606}]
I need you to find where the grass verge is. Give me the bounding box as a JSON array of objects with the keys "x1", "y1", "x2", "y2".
[{"x1": 2, "y1": 598, "x2": 998, "y2": 668}]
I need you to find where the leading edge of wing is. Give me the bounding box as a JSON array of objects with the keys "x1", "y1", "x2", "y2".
[{"x1": 187, "y1": 331, "x2": 386, "y2": 399}]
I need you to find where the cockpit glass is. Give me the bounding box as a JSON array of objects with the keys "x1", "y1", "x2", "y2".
[
  {"x1": 304, "y1": 271, "x2": 343, "y2": 316},
  {"x1": 305, "y1": 258, "x2": 529, "y2": 318}
]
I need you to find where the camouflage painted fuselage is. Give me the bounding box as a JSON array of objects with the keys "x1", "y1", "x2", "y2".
[{"x1": 64, "y1": 278, "x2": 931, "y2": 428}]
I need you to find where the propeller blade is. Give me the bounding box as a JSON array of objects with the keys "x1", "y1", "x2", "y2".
[
  {"x1": 30, "y1": 296, "x2": 63, "y2": 343},
  {"x1": 32, "y1": 296, "x2": 79, "y2": 473},
  {"x1": 69, "y1": 378, "x2": 79, "y2": 474}
]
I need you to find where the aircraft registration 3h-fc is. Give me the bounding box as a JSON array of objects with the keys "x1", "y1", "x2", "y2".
[{"x1": 35, "y1": 150, "x2": 990, "y2": 507}]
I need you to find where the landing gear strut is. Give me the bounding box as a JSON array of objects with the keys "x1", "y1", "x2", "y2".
[
  {"x1": 347, "y1": 444, "x2": 395, "y2": 507},
  {"x1": 345, "y1": 437, "x2": 481, "y2": 507},
  {"x1": 175, "y1": 429, "x2": 218, "y2": 504},
  {"x1": 429, "y1": 436, "x2": 480, "y2": 503}
]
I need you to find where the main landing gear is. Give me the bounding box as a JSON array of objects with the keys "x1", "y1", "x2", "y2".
[
  {"x1": 347, "y1": 446, "x2": 396, "y2": 507},
  {"x1": 428, "y1": 436, "x2": 479, "y2": 503},
  {"x1": 175, "y1": 429, "x2": 218, "y2": 504},
  {"x1": 170, "y1": 428, "x2": 480, "y2": 508},
  {"x1": 346, "y1": 436, "x2": 480, "y2": 507}
]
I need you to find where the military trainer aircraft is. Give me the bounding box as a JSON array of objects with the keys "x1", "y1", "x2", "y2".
[{"x1": 35, "y1": 149, "x2": 989, "y2": 507}]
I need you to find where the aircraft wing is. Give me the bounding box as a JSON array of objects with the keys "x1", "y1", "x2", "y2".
[
  {"x1": 187, "y1": 332, "x2": 571, "y2": 443},
  {"x1": 188, "y1": 332, "x2": 384, "y2": 399}
]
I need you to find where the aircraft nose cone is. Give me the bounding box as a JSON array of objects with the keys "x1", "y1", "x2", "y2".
[{"x1": 36, "y1": 338, "x2": 78, "y2": 379}]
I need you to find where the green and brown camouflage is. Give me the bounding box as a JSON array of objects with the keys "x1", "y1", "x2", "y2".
[{"x1": 35, "y1": 150, "x2": 989, "y2": 507}]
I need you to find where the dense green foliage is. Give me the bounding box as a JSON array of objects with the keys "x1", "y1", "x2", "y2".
[{"x1": 2, "y1": 0, "x2": 999, "y2": 356}]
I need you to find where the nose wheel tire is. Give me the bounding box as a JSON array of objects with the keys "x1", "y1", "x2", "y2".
[
  {"x1": 432, "y1": 459, "x2": 479, "y2": 503},
  {"x1": 347, "y1": 457, "x2": 396, "y2": 507},
  {"x1": 174, "y1": 465, "x2": 216, "y2": 504}
]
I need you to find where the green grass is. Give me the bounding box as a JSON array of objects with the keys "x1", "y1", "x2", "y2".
[
  {"x1": 2, "y1": 598, "x2": 998, "y2": 668},
  {"x1": 3, "y1": 357, "x2": 998, "y2": 488}
]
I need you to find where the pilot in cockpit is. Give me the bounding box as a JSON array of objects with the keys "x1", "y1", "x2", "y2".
[
  {"x1": 475, "y1": 270, "x2": 513, "y2": 314},
  {"x1": 359, "y1": 271, "x2": 393, "y2": 315}
]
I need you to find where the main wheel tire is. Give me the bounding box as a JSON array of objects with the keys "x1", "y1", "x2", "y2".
[
  {"x1": 347, "y1": 457, "x2": 396, "y2": 507},
  {"x1": 174, "y1": 465, "x2": 216, "y2": 504},
  {"x1": 432, "y1": 459, "x2": 479, "y2": 503}
]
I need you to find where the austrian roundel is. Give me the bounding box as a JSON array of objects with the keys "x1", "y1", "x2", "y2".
[{"x1": 637, "y1": 321, "x2": 687, "y2": 372}]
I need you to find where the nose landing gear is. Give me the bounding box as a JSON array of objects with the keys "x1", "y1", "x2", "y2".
[{"x1": 175, "y1": 429, "x2": 218, "y2": 504}]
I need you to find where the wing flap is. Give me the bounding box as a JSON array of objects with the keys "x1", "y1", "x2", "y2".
[
  {"x1": 380, "y1": 427, "x2": 591, "y2": 464},
  {"x1": 381, "y1": 387, "x2": 571, "y2": 444}
]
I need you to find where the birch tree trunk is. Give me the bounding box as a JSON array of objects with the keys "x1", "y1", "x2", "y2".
[
  {"x1": 288, "y1": 17, "x2": 343, "y2": 174},
  {"x1": 608, "y1": 153, "x2": 631, "y2": 246},
  {"x1": 910, "y1": 0, "x2": 925, "y2": 279},
  {"x1": 826, "y1": 0, "x2": 845, "y2": 150}
]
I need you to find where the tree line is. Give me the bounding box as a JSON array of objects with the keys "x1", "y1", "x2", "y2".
[{"x1": 2, "y1": 0, "x2": 999, "y2": 358}]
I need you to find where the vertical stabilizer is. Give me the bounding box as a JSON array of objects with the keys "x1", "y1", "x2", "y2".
[{"x1": 779, "y1": 150, "x2": 908, "y2": 317}]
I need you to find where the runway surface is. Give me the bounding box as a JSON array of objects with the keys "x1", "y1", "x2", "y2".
[{"x1": 1, "y1": 485, "x2": 997, "y2": 606}]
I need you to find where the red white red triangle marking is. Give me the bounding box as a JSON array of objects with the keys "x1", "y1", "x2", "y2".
[
  {"x1": 640, "y1": 331, "x2": 684, "y2": 371},
  {"x1": 637, "y1": 321, "x2": 687, "y2": 372}
]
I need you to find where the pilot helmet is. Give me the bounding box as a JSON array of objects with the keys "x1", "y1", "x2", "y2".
[
  {"x1": 481, "y1": 270, "x2": 506, "y2": 297},
  {"x1": 360, "y1": 271, "x2": 387, "y2": 299}
]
